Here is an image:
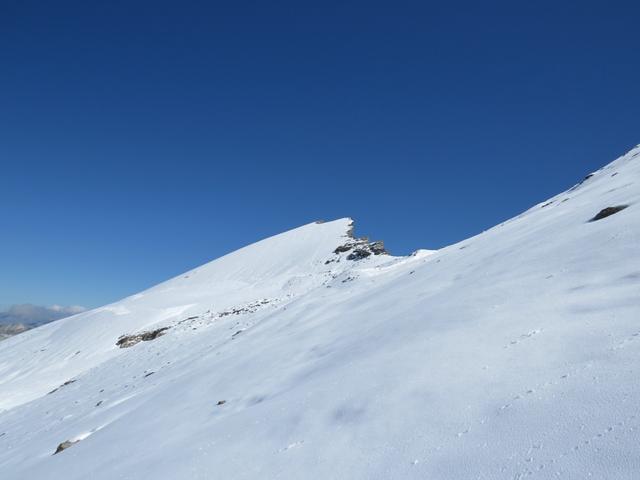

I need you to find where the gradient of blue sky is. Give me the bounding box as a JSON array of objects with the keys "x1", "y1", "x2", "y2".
[{"x1": 1, "y1": 0, "x2": 639, "y2": 308}]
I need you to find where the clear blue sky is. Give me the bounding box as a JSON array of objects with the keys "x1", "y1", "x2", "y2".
[{"x1": 1, "y1": 1, "x2": 638, "y2": 309}]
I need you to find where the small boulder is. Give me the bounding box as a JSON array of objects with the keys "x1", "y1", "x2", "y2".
[
  {"x1": 53, "y1": 439, "x2": 79, "y2": 455},
  {"x1": 589, "y1": 205, "x2": 629, "y2": 222}
]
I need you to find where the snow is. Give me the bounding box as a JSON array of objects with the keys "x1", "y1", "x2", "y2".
[{"x1": 1, "y1": 145, "x2": 639, "y2": 479}]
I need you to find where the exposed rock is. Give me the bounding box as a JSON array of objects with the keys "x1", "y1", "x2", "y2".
[
  {"x1": 48, "y1": 379, "x2": 77, "y2": 395},
  {"x1": 346, "y1": 221, "x2": 355, "y2": 238},
  {"x1": 332, "y1": 238, "x2": 387, "y2": 262},
  {"x1": 116, "y1": 327, "x2": 171, "y2": 348},
  {"x1": 53, "y1": 439, "x2": 79, "y2": 455},
  {"x1": 217, "y1": 400, "x2": 226, "y2": 406},
  {"x1": 330, "y1": 219, "x2": 388, "y2": 261},
  {"x1": 347, "y1": 249, "x2": 371, "y2": 261},
  {"x1": 217, "y1": 299, "x2": 271, "y2": 318},
  {"x1": 568, "y1": 172, "x2": 597, "y2": 192},
  {"x1": 589, "y1": 205, "x2": 629, "y2": 222},
  {"x1": 368, "y1": 241, "x2": 386, "y2": 255},
  {"x1": 333, "y1": 244, "x2": 353, "y2": 254}
]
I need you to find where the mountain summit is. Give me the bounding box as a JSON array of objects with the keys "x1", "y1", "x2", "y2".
[{"x1": 1, "y1": 146, "x2": 639, "y2": 479}]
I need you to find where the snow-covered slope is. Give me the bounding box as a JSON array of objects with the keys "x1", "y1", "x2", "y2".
[{"x1": 1, "y1": 146, "x2": 639, "y2": 479}]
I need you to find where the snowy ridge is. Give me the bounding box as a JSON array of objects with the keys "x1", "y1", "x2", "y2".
[{"x1": 1, "y1": 145, "x2": 639, "y2": 479}]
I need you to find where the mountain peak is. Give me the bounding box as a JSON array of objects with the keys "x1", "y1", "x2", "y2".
[{"x1": 1, "y1": 147, "x2": 640, "y2": 479}]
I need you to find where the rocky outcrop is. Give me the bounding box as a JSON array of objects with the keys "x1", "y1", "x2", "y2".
[
  {"x1": 116, "y1": 327, "x2": 171, "y2": 348},
  {"x1": 346, "y1": 249, "x2": 371, "y2": 261},
  {"x1": 332, "y1": 238, "x2": 388, "y2": 262}
]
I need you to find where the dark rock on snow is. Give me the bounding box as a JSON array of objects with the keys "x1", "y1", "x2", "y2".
[
  {"x1": 589, "y1": 205, "x2": 629, "y2": 222},
  {"x1": 333, "y1": 244, "x2": 353, "y2": 254},
  {"x1": 116, "y1": 327, "x2": 171, "y2": 348},
  {"x1": 347, "y1": 249, "x2": 371, "y2": 261},
  {"x1": 332, "y1": 236, "x2": 388, "y2": 262},
  {"x1": 53, "y1": 439, "x2": 79, "y2": 455},
  {"x1": 48, "y1": 379, "x2": 76, "y2": 395}
]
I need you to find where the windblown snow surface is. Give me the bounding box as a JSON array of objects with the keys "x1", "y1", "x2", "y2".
[{"x1": 1, "y1": 146, "x2": 640, "y2": 479}]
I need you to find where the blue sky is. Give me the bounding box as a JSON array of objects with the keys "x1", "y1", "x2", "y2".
[{"x1": 1, "y1": 1, "x2": 639, "y2": 309}]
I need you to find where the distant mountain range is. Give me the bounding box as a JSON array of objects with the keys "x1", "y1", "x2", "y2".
[
  {"x1": 0, "y1": 304, "x2": 85, "y2": 340},
  {"x1": 0, "y1": 323, "x2": 30, "y2": 341}
]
